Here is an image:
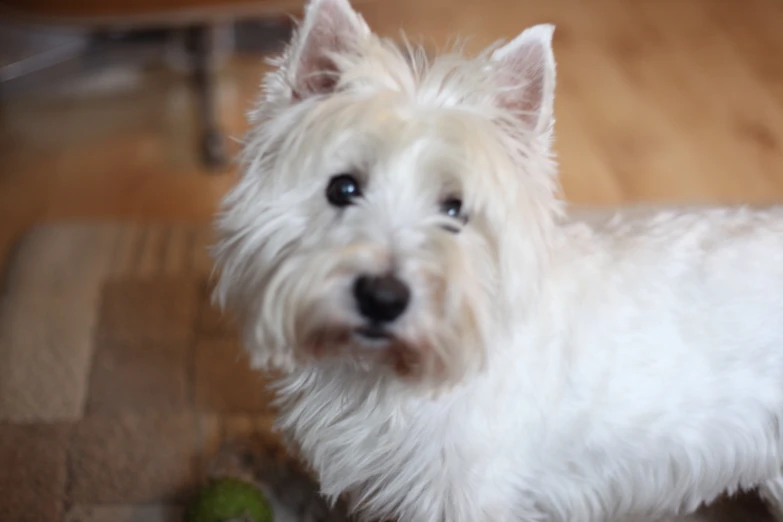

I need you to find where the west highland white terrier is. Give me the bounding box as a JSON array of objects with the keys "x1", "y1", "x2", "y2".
[{"x1": 212, "y1": 0, "x2": 783, "y2": 520}]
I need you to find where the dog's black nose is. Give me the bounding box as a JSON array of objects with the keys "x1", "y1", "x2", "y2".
[{"x1": 353, "y1": 274, "x2": 410, "y2": 323}]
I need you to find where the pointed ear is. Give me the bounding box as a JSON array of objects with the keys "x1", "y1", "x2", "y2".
[
  {"x1": 491, "y1": 24, "x2": 556, "y2": 134},
  {"x1": 284, "y1": 0, "x2": 370, "y2": 100}
]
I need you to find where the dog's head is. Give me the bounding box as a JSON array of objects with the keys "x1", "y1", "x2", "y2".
[{"x1": 213, "y1": 0, "x2": 561, "y2": 388}]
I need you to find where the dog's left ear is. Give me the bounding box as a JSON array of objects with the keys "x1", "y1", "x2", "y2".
[
  {"x1": 491, "y1": 24, "x2": 556, "y2": 134},
  {"x1": 283, "y1": 0, "x2": 371, "y2": 100}
]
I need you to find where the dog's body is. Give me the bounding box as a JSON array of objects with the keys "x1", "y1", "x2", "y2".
[
  {"x1": 212, "y1": 0, "x2": 783, "y2": 520},
  {"x1": 274, "y1": 206, "x2": 783, "y2": 522}
]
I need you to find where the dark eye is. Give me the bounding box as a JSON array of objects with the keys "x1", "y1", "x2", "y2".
[
  {"x1": 440, "y1": 197, "x2": 463, "y2": 220},
  {"x1": 326, "y1": 174, "x2": 362, "y2": 207}
]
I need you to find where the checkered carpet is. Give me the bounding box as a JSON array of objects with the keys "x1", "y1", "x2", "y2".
[
  {"x1": 0, "y1": 222, "x2": 773, "y2": 522},
  {"x1": 0, "y1": 223, "x2": 355, "y2": 522}
]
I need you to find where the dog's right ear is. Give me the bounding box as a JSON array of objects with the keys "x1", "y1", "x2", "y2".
[
  {"x1": 490, "y1": 24, "x2": 556, "y2": 135},
  {"x1": 280, "y1": 0, "x2": 370, "y2": 100}
]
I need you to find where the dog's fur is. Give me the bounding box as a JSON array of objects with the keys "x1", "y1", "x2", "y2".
[{"x1": 211, "y1": 0, "x2": 783, "y2": 520}]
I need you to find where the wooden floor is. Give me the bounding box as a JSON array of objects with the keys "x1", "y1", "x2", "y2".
[{"x1": 2, "y1": 0, "x2": 783, "y2": 272}]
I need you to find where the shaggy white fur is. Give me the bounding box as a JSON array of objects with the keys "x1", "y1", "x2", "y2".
[{"x1": 212, "y1": 0, "x2": 783, "y2": 520}]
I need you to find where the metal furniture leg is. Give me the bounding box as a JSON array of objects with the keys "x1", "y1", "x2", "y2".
[{"x1": 186, "y1": 24, "x2": 227, "y2": 170}]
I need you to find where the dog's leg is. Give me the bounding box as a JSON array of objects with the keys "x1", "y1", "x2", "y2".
[{"x1": 760, "y1": 477, "x2": 783, "y2": 521}]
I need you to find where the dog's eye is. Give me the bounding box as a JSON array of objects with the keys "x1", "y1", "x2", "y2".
[
  {"x1": 440, "y1": 198, "x2": 463, "y2": 219},
  {"x1": 439, "y1": 197, "x2": 466, "y2": 233},
  {"x1": 326, "y1": 174, "x2": 362, "y2": 207}
]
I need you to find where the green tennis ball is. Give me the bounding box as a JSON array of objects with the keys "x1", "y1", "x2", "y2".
[{"x1": 187, "y1": 477, "x2": 274, "y2": 522}]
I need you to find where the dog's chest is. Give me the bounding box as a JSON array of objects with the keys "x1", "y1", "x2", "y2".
[{"x1": 274, "y1": 369, "x2": 527, "y2": 521}]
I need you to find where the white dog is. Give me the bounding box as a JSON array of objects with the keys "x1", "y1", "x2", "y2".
[{"x1": 212, "y1": 0, "x2": 783, "y2": 520}]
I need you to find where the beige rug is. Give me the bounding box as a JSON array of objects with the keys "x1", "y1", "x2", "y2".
[{"x1": 0, "y1": 222, "x2": 773, "y2": 522}]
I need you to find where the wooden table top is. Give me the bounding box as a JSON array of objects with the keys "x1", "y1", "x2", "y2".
[{"x1": 2, "y1": 0, "x2": 383, "y2": 26}]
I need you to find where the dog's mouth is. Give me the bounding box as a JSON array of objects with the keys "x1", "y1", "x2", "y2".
[{"x1": 355, "y1": 324, "x2": 393, "y2": 342}]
